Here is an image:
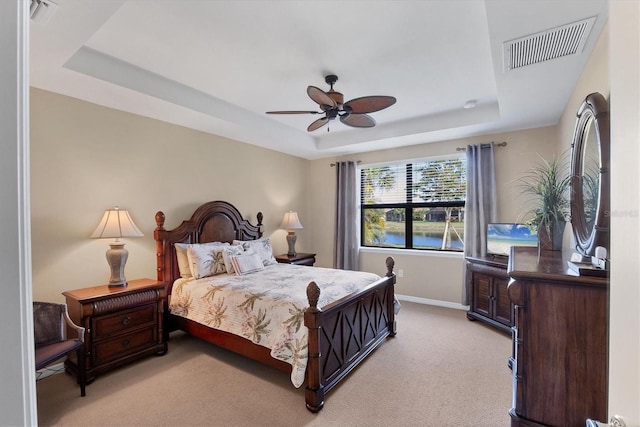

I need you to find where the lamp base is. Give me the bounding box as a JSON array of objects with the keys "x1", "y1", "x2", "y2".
[
  {"x1": 286, "y1": 231, "x2": 297, "y2": 257},
  {"x1": 106, "y1": 242, "x2": 129, "y2": 287},
  {"x1": 108, "y1": 281, "x2": 128, "y2": 288}
]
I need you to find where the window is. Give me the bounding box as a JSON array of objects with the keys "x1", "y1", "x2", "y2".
[{"x1": 360, "y1": 156, "x2": 466, "y2": 251}]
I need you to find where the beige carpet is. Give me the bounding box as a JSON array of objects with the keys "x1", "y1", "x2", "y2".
[{"x1": 37, "y1": 302, "x2": 512, "y2": 427}]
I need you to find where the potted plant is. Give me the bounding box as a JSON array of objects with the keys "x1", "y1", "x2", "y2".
[{"x1": 518, "y1": 154, "x2": 571, "y2": 251}]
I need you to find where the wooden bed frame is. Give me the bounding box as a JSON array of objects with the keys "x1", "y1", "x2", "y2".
[{"x1": 154, "y1": 200, "x2": 396, "y2": 412}]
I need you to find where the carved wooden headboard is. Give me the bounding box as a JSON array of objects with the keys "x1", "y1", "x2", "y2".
[{"x1": 154, "y1": 201, "x2": 263, "y2": 287}]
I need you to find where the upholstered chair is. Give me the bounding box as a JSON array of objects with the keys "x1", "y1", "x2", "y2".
[{"x1": 33, "y1": 302, "x2": 86, "y2": 396}]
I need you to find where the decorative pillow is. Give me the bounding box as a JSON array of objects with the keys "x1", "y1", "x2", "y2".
[
  {"x1": 230, "y1": 253, "x2": 265, "y2": 276},
  {"x1": 232, "y1": 237, "x2": 277, "y2": 266},
  {"x1": 221, "y1": 245, "x2": 245, "y2": 274},
  {"x1": 182, "y1": 242, "x2": 228, "y2": 279},
  {"x1": 175, "y1": 243, "x2": 193, "y2": 278}
]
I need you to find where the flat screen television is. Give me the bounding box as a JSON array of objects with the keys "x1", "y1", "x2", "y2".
[{"x1": 486, "y1": 223, "x2": 538, "y2": 256}]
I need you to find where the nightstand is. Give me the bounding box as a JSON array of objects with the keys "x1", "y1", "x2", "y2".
[
  {"x1": 63, "y1": 278, "x2": 167, "y2": 382},
  {"x1": 275, "y1": 253, "x2": 316, "y2": 266}
]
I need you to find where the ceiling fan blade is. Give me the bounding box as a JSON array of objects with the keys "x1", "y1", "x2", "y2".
[
  {"x1": 266, "y1": 110, "x2": 320, "y2": 114},
  {"x1": 340, "y1": 113, "x2": 376, "y2": 128},
  {"x1": 344, "y1": 96, "x2": 397, "y2": 114},
  {"x1": 307, "y1": 86, "x2": 337, "y2": 109},
  {"x1": 307, "y1": 117, "x2": 329, "y2": 132}
]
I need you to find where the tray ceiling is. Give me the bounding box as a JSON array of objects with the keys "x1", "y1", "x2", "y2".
[{"x1": 30, "y1": 0, "x2": 608, "y2": 159}]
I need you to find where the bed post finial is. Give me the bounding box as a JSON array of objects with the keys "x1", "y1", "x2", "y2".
[
  {"x1": 306, "y1": 281, "x2": 320, "y2": 309},
  {"x1": 385, "y1": 256, "x2": 395, "y2": 277},
  {"x1": 256, "y1": 211, "x2": 264, "y2": 237},
  {"x1": 155, "y1": 211, "x2": 166, "y2": 230}
]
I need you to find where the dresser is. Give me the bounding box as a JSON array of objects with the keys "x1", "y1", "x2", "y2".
[
  {"x1": 466, "y1": 255, "x2": 512, "y2": 333},
  {"x1": 507, "y1": 247, "x2": 608, "y2": 427},
  {"x1": 63, "y1": 278, "x2": 167, "y2": 382}
]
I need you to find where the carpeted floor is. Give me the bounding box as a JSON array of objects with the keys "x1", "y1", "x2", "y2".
[{"x1": 37, "y1": 302, "x2": 512, "y2": 426}]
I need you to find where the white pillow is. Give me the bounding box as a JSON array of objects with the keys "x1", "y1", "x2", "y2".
[
  {"x1": 221, "y1": 245, "x2": 244, "y2": 274},
  {"x1": 180, "y1": 242, "x2": 229, "y2": 279},
  {"x1": 232, "y1": 237, "x2": 277, "y2": 266},
  {"x1": 230, "y1": 253, "x2": 265, "y2": 276}
]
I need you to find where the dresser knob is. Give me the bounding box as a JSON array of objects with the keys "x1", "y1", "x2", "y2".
[
  {"x1": 122, "y1": 316, "x2": 131, "y2": 326},
  {"x1": 122, "y1": 339, "x2": 130, "y2": 348}
]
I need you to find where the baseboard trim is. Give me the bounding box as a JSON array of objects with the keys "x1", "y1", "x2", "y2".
[{"x1": 396, "y1": 294, "x2": 470, "y2": 311}]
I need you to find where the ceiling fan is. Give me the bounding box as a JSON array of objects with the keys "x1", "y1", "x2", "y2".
[{"x1": 266, "y1": 75, "x2": 396, "y2": 132}]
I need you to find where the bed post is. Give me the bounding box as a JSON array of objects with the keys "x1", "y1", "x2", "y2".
[
  {"x1": 304, "y1": 281, "x2": 324, "y2": 413},
  {"x1": 154, "y1": 211, "x2": 166, "y2": 283},
  {"x1": 386, "y1": 256, "x2": 397, "y2": 337},
  {"x1": 154, "y1": 211, "x2": 172, "y2": 341}
]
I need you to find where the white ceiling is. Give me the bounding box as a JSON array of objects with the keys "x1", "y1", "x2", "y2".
[{"x1": 29, "y1": 0, "x2": 608, "y2": 160}]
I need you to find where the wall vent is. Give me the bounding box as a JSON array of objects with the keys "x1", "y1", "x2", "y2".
[{"x1": 503, "y1": 17, "x2": 596, "y2": 71}]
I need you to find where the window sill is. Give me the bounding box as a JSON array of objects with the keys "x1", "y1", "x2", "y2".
[{"x1": 359, "y1": 246, "x2": 464, "y2": 259}]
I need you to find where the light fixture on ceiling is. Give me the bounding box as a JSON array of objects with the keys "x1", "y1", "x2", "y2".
[
  {"x1": 464, "y1": 99, "x2": 477, "y2": 109},
  {"x1": 30, "y1": 0, "x2": 58, "y2": 24}
]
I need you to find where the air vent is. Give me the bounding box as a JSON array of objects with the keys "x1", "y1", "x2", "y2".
[
  {"x1": 30, "y1": 0, "x2": 57, "y2": 24},
  {"x1": 503, "y1": 17, "x2": 596, "y2": 71}
]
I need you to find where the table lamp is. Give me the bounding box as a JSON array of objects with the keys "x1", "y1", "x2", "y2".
[
  {"x1": 90, "y1": 207, "x2": 143, "y2": 287},
  {"x1": 280, "y1": 210, "x2": 303, "y2": 257}
]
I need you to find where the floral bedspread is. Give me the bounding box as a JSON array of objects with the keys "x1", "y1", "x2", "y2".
[{"x1": 168, "y1": 263, "x2": 382, "y2": 387}]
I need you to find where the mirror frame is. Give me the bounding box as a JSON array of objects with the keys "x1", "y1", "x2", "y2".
[{"x1": 570, "y1": 92, "x2": 610, "y2": 257}]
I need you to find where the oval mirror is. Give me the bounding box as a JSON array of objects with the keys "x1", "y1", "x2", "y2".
[{"x1": 570, "y1": 92, "x2": 610, "y2": 257}]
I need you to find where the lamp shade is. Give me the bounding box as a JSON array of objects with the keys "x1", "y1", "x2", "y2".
[
  {"x1": 90, "y1": 207, "x2": 144, "y2": 239},
  {"x1": 280, "y1": 211, "x2": 303, "y2": 230}
]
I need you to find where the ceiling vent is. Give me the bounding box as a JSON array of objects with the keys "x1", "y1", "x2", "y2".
[
  {"x1": 503, "y1": 17, "x2": 596, "y2": 71},
  {"x1": 30, "y1": 0, "x2": 58, "y2": 25}
]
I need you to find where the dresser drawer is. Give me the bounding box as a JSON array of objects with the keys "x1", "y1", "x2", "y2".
[
  {"x1": 93, "y1": 304, "x2": 156, "y2": 339},
  {"x1": 93, "y1": 327, "x2": 156, "y2": 365}
]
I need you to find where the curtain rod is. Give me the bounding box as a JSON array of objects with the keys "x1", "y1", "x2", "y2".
[
  {"x1": 456, "y1": 141, "x2": 507, "y2": 152},
  {"x1": 330, "y1": 160, "x2": 362, "y2": 167}
]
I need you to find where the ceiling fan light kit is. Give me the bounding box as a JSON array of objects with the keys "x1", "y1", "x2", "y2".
[{"x1": 266, "y1": 74, "x2": 396, "y2": 132}]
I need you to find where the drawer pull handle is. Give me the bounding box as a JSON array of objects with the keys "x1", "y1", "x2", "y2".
[
  {"x1": 122, "y1": 316, "x2": 131, "y2": 326},
  {"x1": 122, "y1": 339, "x2": 130, "y2": 348}
]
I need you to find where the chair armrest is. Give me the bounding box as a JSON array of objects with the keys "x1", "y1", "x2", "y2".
[{"x1": 62, "y1": 307, "x2": 85, "y2": 343}]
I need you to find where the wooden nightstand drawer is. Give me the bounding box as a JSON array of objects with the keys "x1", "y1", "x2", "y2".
[
  {"x1": 63, "y1": 278, "x2": 168, "y2": 382},
  {"x1": 93, "y1": 327, "x2": 156, "y2": 365},
  {"x1": 93, "y1": 304, "x2": 156, "y2": 339}
]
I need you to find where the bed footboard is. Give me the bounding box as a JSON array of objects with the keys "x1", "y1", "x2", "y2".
[{"x1": 304, "y1": 257, "x2": 396, "y2": 412}]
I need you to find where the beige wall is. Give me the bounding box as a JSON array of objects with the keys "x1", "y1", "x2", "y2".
[
  {"x1": 309, "y1": 127, "x2": 558, "y2": 305},
  {"x1": 30, "y1": 88, "x2": 309, "y2": 303}
]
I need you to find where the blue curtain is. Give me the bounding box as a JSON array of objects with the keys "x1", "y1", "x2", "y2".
[
  {"x1": 463, "y1": 143, "x2": 497, "y2": 304},
  {"x1": 334, "y1": 161, "x2": 358, "y2": 270}
]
